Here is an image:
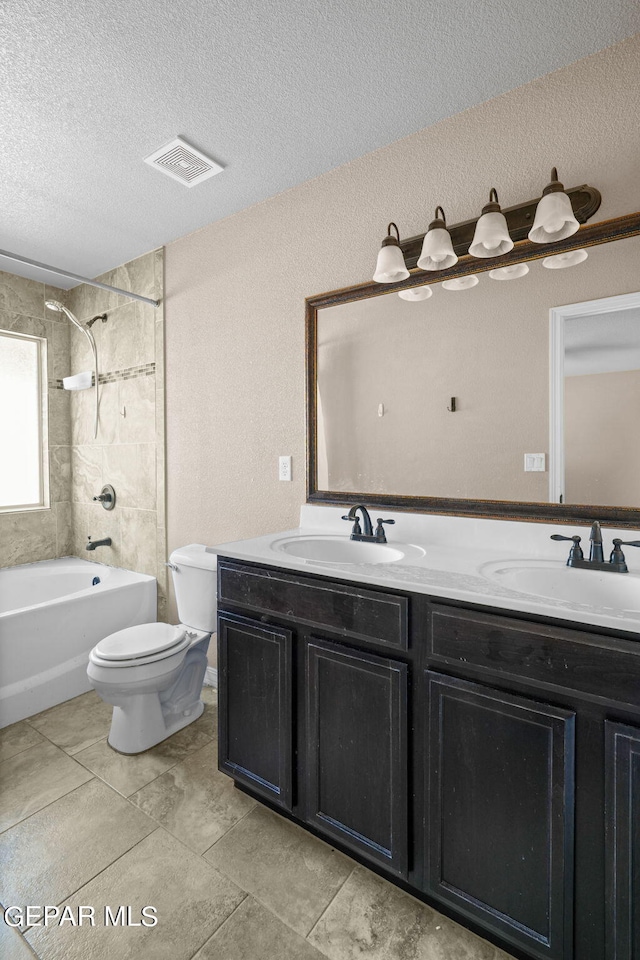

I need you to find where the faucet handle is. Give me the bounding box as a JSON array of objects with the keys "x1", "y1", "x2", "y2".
[
  {"x1": 375, "y1": 518, "x2": 395, "y2": 542},
  {"x1": 342, "y1": 514, "x2": 361, "y2": 535},
  {"x1": 609, "y1": 539, "x2": 640, "y2": 571},
  {"x1": 550, "y1": 534, "x2": 584, "y2": 562}
]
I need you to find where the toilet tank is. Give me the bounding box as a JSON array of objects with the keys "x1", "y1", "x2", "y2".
[{"x1": 169, "y1": 544, "x2": 218, "y2": 633}]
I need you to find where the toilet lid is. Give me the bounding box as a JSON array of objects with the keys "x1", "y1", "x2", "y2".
[{"x1": 94, "y1": 623, "x2": 187, "y2": 661}]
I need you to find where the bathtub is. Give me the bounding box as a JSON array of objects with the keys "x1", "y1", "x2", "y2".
[{"x1": 0, "y1": 557, "x2": 156, "y2": 728}]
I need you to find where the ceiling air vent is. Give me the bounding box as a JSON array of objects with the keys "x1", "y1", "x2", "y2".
[{"x1": 144, "y1": 136, "x2": 224, "y2": 187}]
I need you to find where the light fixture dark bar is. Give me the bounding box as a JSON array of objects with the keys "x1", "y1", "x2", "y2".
[
  {"x1": 400, "y1": 184, "x2": 601, "y2": 270},
  {"x1": 0, "y1": 249, "x2": 160, "y2": 307}
]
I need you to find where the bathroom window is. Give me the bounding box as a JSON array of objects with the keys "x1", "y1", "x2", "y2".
[{"x1": 0, "y1": 330, "x2": 49, "y2": 511}]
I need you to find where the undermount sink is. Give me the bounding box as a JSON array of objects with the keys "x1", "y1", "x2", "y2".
[
  {"x1": 480, "y1": 559, "x2": 640, "y2": 611},
  {"x1": 270, "y1": 535, "x2": 424, "y2": 565}
]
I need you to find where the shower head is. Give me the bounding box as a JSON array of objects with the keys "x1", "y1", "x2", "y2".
[
  {"x1": 45, "y1": 299, "x2": 86, "y2": 333},
  {"x1": 46, "y1": 298, "x2": 100, "y2": 439}
]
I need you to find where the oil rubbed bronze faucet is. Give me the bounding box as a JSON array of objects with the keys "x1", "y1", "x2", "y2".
[
  {"x1": 551, "y1": 521, "x2": 640, "y2": 573},
  {"x1": 86, "y1": 537, "x2": 112, "y2": 551},
  {"x1": 341, "y1": 505, "x2": 395, "y2": 544}
]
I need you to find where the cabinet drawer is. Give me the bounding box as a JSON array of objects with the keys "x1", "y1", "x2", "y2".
[
  {"x1": 218, "y1": 560, "x2": 409, "y2": 651},
  {"x1": 429, "y1": 605, "x2": 640, "y2": 708}
]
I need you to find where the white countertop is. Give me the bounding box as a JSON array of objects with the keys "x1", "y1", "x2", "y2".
[{"x1": 210, "y1": 505, "x2": 640, "y2": 636}]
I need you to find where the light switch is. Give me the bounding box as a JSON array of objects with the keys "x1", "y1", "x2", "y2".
[{"x1": 524, "y1": 453, "x2": 546, "y2": 472}]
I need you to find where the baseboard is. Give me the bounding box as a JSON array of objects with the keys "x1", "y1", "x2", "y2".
[{"x1": 204, "y1": 666, "x2": 218, "y2": 688}]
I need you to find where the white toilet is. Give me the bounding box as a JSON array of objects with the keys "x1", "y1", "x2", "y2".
[{"x1": 87, "y1": 544, "x2": 217, "y2": 754}]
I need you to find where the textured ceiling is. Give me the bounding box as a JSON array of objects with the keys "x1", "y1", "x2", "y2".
[{"x1": 2, "y1": 0, "x2": 639, "y2": 288}]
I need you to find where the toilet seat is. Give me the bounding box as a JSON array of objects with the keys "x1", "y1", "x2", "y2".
[{"x1": 93, "y1": 623, "x2": 187, "y2": 663}]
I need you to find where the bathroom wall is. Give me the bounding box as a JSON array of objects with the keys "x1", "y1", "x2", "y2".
[
  {"x1": 165, "y1": 33, "x2": 640, "y2": 624},
  {"x1": 66, "y1": 249, "x2": 168, "y2": 619},
  {"x1": 565, "y1": 368, "x2": 640, "y2": 507},
  {"x1": 0, "y1": 271, "x2": 72, "y2": 565}
]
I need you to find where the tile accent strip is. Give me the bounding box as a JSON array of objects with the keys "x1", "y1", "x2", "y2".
[{"x1": 50, "y1": 362, "x2": 155, "y2": 390}]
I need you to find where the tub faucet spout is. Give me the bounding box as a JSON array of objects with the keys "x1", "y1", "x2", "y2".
[{"x1": 86, "y1": 537, "x2": 112, "y2": 551}]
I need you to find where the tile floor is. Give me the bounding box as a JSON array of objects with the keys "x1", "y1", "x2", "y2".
[{"x1": 0, "y1": 688, "x2": 515, "y2": 960}]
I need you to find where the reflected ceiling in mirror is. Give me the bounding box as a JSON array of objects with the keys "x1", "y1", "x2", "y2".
[{"x1": 306, "y1": 214, "x2": 640, "y2": 525}]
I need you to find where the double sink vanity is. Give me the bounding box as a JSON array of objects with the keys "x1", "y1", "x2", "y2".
[
  {"x1": 212, "y1": 505, "x2": 640, "y2": 960},
  {"x1": 214, "y1": 205, "x2": 640, "y2": 960}
]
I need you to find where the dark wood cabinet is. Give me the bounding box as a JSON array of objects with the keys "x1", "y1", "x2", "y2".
[
  {"x1": 605, "y1": 720, "x2": 640, "y2": 960},
  {"x1": 305, "y1": 637, "x2": 408, "y2": 876},
  {"x1": 217, "y1": 557, "x2": 640, "y2": 960},
  {"x1": 218, "y1": 612, "x2": 293, "y2": 809},
  {"x1": 425, "y1": 671, "x2": 575, "y2": 960}
]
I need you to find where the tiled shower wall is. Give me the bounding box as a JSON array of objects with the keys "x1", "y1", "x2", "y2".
[
  {"x1": 0, "y1": 271, "x2": 72, "y2": 563},
  {"x1": 0, "y1": 251, "x2": 167, "y2": 620},
  {"x1": 66, "y1": 249, "x2": 168, "y2": 620}
]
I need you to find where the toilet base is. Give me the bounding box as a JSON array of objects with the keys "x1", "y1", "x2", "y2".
[
  {"x1": 107, "y1": 697, "x2": 205, "y2": 755},
  {"x1": 97, "y1": 635, "x2": 210, "y2": 754}
]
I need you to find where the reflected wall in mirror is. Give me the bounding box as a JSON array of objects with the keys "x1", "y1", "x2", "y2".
[
  {"x1": 307, "y1": 215, "x2": 640, "y2": 524},
  {"x1": 551, "y1": 292, "x2": 640, "y2": 508}
]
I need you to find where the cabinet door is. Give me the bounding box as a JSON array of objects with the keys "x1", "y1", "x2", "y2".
[
  {"x1": 218, "y1": 613, "x2": 293, "y2": 810},
  {"x1": 425, "y1": 671, "x2": 575, "y2": 960},
  {"x1": 305, "y1": 638, "x2": 408, "y2": 877},
  {"x1": 605, "y1": 721, "x2": 640, "y2": 960}
]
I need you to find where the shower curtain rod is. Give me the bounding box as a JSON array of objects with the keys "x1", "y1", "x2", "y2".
[{"x1": 0, "y1": 249, "x2": 160, "y2": 307}]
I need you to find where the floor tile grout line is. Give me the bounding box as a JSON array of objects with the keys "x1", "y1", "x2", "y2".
[
  {"x1": 0, "y1": 737, "x2": 48, "y2": 764},
  {"x1": 304, "y1": 863, "x2": 358, "y2": 942},
  {"x1": 0, "y1": 776, "x2": 97, "y2": 837},
  {"x1": 21, "y1": 827, "x2": 167, "y2": 938},
  {"x1": 6, "y1": 926, "x2": 41, "y2": 960},
  {"x1": 185, "y1": 892, "x2": 250, "y2": 960},
  {"x1": 71, "y1": 735, "x2": 211, "y2": 800},
  {"x1": 198, "y1": 794, "x2": 257, "y2": 860},
  {"x1": 122, "y1": 736, "x2": 217, "y2": 817}
]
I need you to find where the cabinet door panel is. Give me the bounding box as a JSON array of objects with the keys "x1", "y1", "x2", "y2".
[
  {"x1": 425, "y1": 671, "x2": 575, "y2": 960},
  {"x1": 218, "y1": 613, "x2": 293, "y2": 809},
  {"x1": 605, "y1": 721, "x2": 640, "y2": 960},
  {"x1": 306, "y1": 638, "x2": 408, "y2": 877}
]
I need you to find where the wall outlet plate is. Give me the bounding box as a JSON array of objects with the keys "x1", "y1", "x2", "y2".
[{"x1": 279, "y1": 456, "x2": 292, "y2": 481}]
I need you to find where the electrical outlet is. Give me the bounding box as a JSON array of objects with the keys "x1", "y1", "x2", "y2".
[{"x1": 279, "y1": 455, "x2": 292, "y2": 481}]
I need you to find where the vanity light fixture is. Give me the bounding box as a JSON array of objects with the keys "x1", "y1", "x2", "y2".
[
  {"x1": 441, "y1": 275, "x2": 479, "y2": 290},
  {"x1": 469, "y1": 189, "x2": 514, "y2": 258},
  {"x1": 373, "y1": 223, "x2": 410, "y2": 283},
  {"x1": 398, "y1": 286, "x2": 433, "y2": 301},
  {"x1": 529, "y1": 168, "x2": 580, "y2": 244},
  {"x1": 542, "y1": 249, "x2": 588, "y2": 269},
  {"x1": 416, "y1": 207, "x2": 458, "y2": 271},
  {"x1": 488, "y1": 263, "x2": 530, "y2": 281}
]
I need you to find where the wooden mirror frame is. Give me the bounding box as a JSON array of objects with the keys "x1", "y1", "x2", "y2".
[{"x1": 306, "y1": 211, "x2": 640, "y2": 526}]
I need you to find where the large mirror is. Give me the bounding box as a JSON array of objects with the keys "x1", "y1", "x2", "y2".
[{"x1": 306, "y1": 213, "x2": 640, "y2": 524}]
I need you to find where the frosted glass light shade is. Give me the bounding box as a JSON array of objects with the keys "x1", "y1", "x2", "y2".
[
  {"x1": 488, "y1": 263, "x2": 529, "y2": 281},
  {"x1": 442, "y1": 275, "x2": 479, "y2": 290},
  {"x1": 373, "y1": 225, "x2": 410, "y2": 283},
  {"x1": 542, "y1": 249, "x2": 588, "y2": 269},
  {"x1": 529, "y1": 190, "x2": 579, "y2": 243},
  {"x1": 398, "y1": 285, "x2": 433, "y2": 301},
  {"x1": 417, "y1": 228, "x2": 457, "y2": 271},
  {"x1": 469, "y1": 211, "x2": 514, "y2": 258}
]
